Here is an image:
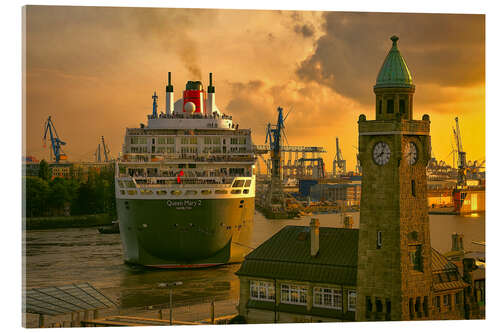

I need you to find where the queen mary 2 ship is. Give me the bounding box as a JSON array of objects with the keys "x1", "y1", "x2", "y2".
[{"x1": 115, "y1": 73, "x2": 256, "y2": 268}]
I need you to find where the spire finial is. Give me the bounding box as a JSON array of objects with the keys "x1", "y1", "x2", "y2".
[{"x1": 390, "y1": 35, "x2": 399, "y2": 47}]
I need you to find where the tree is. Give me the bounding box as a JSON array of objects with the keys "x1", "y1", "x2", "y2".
[
  {"x1": 24, "y1": 176, "x2": 50, "y2": 217},
  {"x1": 49, "y1": 178, "x2": 70, "y2": 215},
  {"x1": 38, "y1": 160, "x2": 51, "y2": 181}
]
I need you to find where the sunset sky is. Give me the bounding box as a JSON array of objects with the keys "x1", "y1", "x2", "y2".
[{"x1": 24, "y1": 6, "x2": 485, "y2": 171}]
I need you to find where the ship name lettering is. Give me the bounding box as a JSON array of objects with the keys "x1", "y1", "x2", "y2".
[{"x1": 167, "y1": 200, "x2": 202, "y2": 208}]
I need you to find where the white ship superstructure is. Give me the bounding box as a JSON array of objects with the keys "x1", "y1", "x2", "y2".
[{"x1": 115, "y1": 73, "x2": 256, "y2": 268}]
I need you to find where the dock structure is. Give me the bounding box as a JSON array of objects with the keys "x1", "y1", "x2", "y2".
[{"x1": 23, "y1": 283, "x2": 117, "y2": 328}]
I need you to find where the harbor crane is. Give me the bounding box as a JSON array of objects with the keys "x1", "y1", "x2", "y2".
[
  {"x1": 43, "y1": 116, "x2": 67, "y2": 162},
  {"x1": 453, "y1": 117, "x2": 467, "y2": 187},
  {"x1": 333, "y1": 137, "x2": 346, "y2": 177},
  {"x1": 95, "y1": 136, "x2": 111, "y2": 162}
]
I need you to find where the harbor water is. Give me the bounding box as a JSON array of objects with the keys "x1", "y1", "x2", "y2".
[{"x1": 24, "y1": 211, "x2": 485, "y2": 310}]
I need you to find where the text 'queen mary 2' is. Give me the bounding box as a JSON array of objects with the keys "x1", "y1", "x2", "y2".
[{"x1": 115, "y1": 73, "x2": 256, "y2": 268}]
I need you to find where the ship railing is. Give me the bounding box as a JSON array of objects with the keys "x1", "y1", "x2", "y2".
[
  {"x1": 119, "y1": 153, "x2": 255, "y2": 163},
  {"x1": 132, "y1": 177, "x2": 235, "y2": 187}
]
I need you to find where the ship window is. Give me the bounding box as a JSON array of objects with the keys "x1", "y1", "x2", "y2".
[
  {"x1": 215, "y1": 190, "x2": 227, "y2": 194},
  {"x1": 232, "y1": 179, "x2": 245, "y2": 187},
  {"x1": 156, "y1": 190, "x2": 167, "y2": 195},
  {"x1": 201, "y1": 190, "x2": 211, "y2": 195},
  {"x1": 185, "y1": 190, "x2": 197, "y2": 195},
  {"x1": 171, "y1": 190, "x2": 182, "y2": 196},
  {"x1": 140, "y1": 190, "x2": 153, "y2": 195},
  {"x1": 188, "y1": 164, "x2": 196, "y2": 168},
  {"x1": 120, "y1": 190, "x2": 125, "y2": 195},
  {"x1": 244, "y1": 180, "x2": 252, "y2": 187},
  {"x1": 127, "y1": 190, "x2": 137, "y2": 195},
  {"x1": 178, "y1": 164, "x2": 186, "y2": 168},
  {"x1": 243, "y1": 189, "x2": 249, "y2": 194},
  {"x1": 118, "y1": 180, "x2": 125, "y2": 188},
  {"x1": 231, "y1": 189, "x2": 241, "y2": 194}
]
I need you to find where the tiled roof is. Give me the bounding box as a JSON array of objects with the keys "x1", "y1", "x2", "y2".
[
  {"x1": 236, "y1": 226, "x2": 358, "y2": 285},
  {"x1": 431, "y1": 248, "x2": 459, "y2": 272},
  {"x1": 237, "y1": 226, "x2": 467, "y2": 289}
]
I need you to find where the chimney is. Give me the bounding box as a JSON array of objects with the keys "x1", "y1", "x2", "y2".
[
  {"x1": 166, "y1": 72, "x2": 174, "y2": 115},
  {"x1": 451, "y1": 233, "x2": 464, "y2": 252},
  {"x1": 310, "y1": 218, "x2": 320, "y2": 257},
  {"x1": 207, "y1": 72, "x2": 216, "y2": 115}
]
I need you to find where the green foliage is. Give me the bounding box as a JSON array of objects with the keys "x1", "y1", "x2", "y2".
[
  {"x1": 38, "y1": 160, "x2": 50, "y2": 181},
  {"x1": 24, "y1": 176, "x2": 50, "y2": 217},
  {"x1": 25, "y1": 165, "x2": 117, "y2": 218}
]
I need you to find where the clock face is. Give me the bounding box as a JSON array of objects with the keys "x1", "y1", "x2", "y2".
[
  {"x1": 405, "y1": 142, "x2": 418, "y2": 165},
  {"x1": 372, "y1": 142, "x2": 391, "y2": 165}
]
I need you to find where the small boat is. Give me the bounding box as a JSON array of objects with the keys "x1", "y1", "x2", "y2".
[{"x1": 98, "y1": 221, "x2": 120, "y2": 234}]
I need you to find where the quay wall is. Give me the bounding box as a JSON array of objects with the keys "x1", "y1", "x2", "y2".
[{"x1": 24, "y1": 214, "x2": 112, "y2": 230}]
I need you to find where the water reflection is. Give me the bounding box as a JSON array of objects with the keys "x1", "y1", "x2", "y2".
[{"x1": 24, "y1": 211, "x2": 484, "y2": 309}]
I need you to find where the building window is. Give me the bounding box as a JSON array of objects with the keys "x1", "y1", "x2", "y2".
[
  {"x1": 250, "y1": 280, "x2": 275, "y2": 302},
  {"x1": 348, "y1": 290, "x2": 356, "y2": 312},
  {"x1": 435, "y1": 296, "x2": 441, "y2": 311},
  {"x1": 377, "y1": 231, "x2": 382, "y2": 249},
  {"x1": 366, "y1": 296, "x2": 372, "y2": 313},
  {"x1": 409, "y1": 245, "x2": 423, "y2": 271},
  {"x1": 455, "y1": 292, "x2": 462, "y2": 305},
  {"x1": 411, "y1": 180, "x2": 416, "y2": 197},
  {"x1": 313, "y1": 287, "x2": 342, "y2": 310},
  {"x1": 281, "y1": 284, "x2": 308, "y2": 305},
  {"x1": 399, "y1": 99, "x2": 406, "y2": 114},
  {"x1": 387, "y1": 99, "x2": 394, "y2": 113},
  {"x1": 423, "y1": 296, "x2": 429, "y2": 317},
  {"x1": 385, "y1": 299, "x2": 391, "y2": 320},
  {"x1": 378, "y1": 100, "x2": 382, "y2": 114},
  {"x1": 443, "y1": 294, "x2": 450, "y2": 306}
]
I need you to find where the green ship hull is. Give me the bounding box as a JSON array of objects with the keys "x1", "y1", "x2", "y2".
[{"x1": 117, "y1": 197, "x2": 254, "y2": 268}]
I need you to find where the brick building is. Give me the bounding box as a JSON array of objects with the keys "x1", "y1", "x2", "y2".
[{"x1": 236, "y1": 220, "x2": 470, "y2": 323}]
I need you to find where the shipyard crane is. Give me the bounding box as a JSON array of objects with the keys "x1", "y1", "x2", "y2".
[
  {"x1": 453, "y1": 117, "x2": 467, "y2": 187},
  {"x1": 43, "y1": 116, "x2": 67, "y2": 162},
  {"x1": 333, "y1": 137, "x2": 347, "y2": 177},
  {"x1": 263, "y1": 106, "x2": 291, "y2": 215},
  {"x1": 95, "y1": 136, "x2": 111, "y2": 162}
]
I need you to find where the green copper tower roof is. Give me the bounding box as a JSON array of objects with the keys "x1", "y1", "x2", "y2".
[{"x1": 375, "y1": 36, "x2": 414, "y2": 89}]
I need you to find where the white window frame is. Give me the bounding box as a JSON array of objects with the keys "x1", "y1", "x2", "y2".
[
  {"x1": 313, "y1": 287, "x2": 342, "y2": 310},
  {"x1": 281, "y1": 284, "x2": 308, "y2": 305},
  {"x1": 348, "y1": 290, "x2": 357, "y2": 312},
  {"x1": 250, "y1": 280, "x2": 275, "y2": 302}
]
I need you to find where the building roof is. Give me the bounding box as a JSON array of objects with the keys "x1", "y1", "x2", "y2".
[
  {"x1": 236, "y1": 226, "x2": 359, "y2": 285},
  {"x1": 237, "y1": 226, "x2": 467, "y2": 289},
  {"x1": 375, "y1": 36, "x2": 414, "y2": 89}
]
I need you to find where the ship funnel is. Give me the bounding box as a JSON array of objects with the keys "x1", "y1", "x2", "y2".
[
  {"x1": 207, "y1": 72, "x2": 217, "y2": 115},
  {"x1": 166, "y1": 72, "x2": 174, "y2": 115}
]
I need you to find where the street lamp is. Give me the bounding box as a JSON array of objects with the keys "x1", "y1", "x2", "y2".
[{"x1": 158, "y1": 282, "x2": 183, "y2": 325}]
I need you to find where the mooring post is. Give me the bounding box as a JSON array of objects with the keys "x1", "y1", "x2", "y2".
[{"x1": 210, "y1": 300, "x2": 215, "y2": 324}]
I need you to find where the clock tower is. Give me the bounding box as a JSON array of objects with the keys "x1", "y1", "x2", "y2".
[{"x1": 355, "y1": 36, "x2": 433, "y2": 321}]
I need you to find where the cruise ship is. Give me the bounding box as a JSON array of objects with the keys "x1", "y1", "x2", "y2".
[{"x1": 115, "y1": 73, "x2": 256, "y2": 268}]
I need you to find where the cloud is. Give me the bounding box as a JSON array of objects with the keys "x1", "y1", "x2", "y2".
[
  {"x1": 296, "y1": 12, "x2": 485, "y2": 105},
  {"x1": 294, "y1": 23, "x2": 315, "y2": 38}
]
